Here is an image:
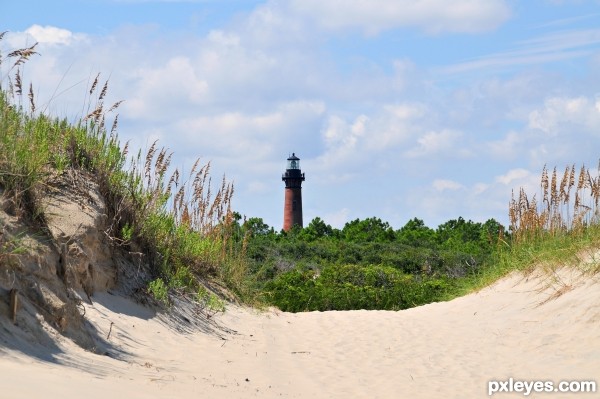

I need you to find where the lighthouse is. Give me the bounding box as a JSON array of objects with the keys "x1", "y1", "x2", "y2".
[{"x1": 282, "y1": 153, "x2": 305, "y2": 231}]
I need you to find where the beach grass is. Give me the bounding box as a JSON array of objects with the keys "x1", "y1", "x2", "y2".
[{"x1": 462, "y1": 163, "x2": 600, "y2": 295}]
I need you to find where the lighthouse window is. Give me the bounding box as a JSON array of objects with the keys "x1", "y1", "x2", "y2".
[
  {"x1": 293, "y1": 200, "x2": 297, "y2": 211},
  {"x1": 288, "y1": 159, "x2": 299, "y2": 169}
]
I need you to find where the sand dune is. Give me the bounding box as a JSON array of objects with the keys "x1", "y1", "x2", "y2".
[{"x1": 1, "y1": 268, "x2": 599, "y2": 399}]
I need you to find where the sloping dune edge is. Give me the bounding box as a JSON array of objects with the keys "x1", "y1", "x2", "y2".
[{"x1": 1, "y1": 266, "x2": 599, "y2": 399}]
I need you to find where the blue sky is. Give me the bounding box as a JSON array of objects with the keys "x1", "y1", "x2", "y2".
[{"x1": 2, "y1": 0, "x2": 600, "y2": 230}]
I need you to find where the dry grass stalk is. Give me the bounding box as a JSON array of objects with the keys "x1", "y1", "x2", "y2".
[
  {"x1": 559, "y1": 166, "x2": 568, "y2": 203},
  {"x1": 28, "y1": 82, "x2": 35, "y2": 113},
  {"x1": 99, "y1": 81, "x2": 108, "y2": 101},
  {"x1": 510, "y1": 161, "x2": 600, "y2": 243},
  {"x1": 136, "y1": 142, "x2": 234, "y2": 240},
  {"x1": 89, "y1": 73, "x2": 100, "y2": 95},
  {"x1": 107, "y1": 100, "x2": 123, "y2": 113},
  {"x1": 15, "y1": 69, "x2": 22, "y2": 96},
  {"x1": 541, "y1": 165, "x2": 549, "y2": 210},
  {"x1": 550, "y1": 167, "x2": 557, "y2": 211},
  {"x1": 84, "y1": 105, "x2": 103, "y2": 123},
  {"x1": 110, "y1": 114, "x2": 119, "y2": 135},
  {"x1": 7, "y1": 42, "x2": 39, "y2": 69},
  {"x1": 83, "y1": 79, "x2": 121, "y2": 127}
]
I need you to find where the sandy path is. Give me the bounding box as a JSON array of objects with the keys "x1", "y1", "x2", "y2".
[{"x1": 1, "y1": 269, "x2": 599, "y2": 398}]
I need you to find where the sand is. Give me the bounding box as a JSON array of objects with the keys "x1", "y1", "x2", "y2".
[{"x1": 1, "y1": 268, "x2": 599, "y2": 399}]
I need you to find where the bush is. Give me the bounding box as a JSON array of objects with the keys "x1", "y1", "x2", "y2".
[
  {"x1": 265, "y1": 264, "x2": 454, "y2": 312},
  {"x1": 148, "y1": 278, "x2": 169, "y2": 304}
]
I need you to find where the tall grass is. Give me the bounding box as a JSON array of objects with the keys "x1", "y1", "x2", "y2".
[
  {"x1": 509, "y1": 163, "x2": 600, "y2": 242},
  {"x1": 485, "y1": 162, "x2": 600, "y2": 283},
  {"x1": 0, "y1": 37, "x2": 252, "y2": 304},
  {"x1": 434, "y1": 163, "x2": 600, "y2": 298}
]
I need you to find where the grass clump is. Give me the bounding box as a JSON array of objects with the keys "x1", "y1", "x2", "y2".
[
  {"x1": 472, "y1": 162, "x2": 600, "y2": 291},
  {"x1": 507, "y1": 162, "x2": 600, "y2": 265},
  {"x1": 509, "y1": 163, "x2": 600, "y2": 243},
  {"x1": 148, "y1": 278, "x2": 169, "y2": 305},
  {"x1": 197, "y1": 286, "x2": 226, "y2": 316}
]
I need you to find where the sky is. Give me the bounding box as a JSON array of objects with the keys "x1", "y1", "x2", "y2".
[{"x1": 2, "y1": 0, "x2": 600, "y2": 231}]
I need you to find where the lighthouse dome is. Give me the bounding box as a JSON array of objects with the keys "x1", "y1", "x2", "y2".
[{"x1": 287, "y1": 153, "x2": 300, "y2": 170}]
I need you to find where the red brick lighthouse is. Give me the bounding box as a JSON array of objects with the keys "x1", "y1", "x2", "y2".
[{"x1": 282, "y1": 153, "x2": 305, "y2": 231}]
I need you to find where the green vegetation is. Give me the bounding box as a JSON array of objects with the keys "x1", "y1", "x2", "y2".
[
  {"x1": 197, "y1": 286, "x2": 226, "y2": 316},
  {"x1": 233, "y1": 215, "x2": 504, "y2": 311},
  {"x1": 264, "y1": 265, "x2": 454, "y2": 312},
  {"x1": 148, "y1": 278, "x2": 169, "y2": 304},
  {"x1": 2, "y1": 36, "x2": 598, "y2": 315},
  {"x1": 233, "y1": 161, "x2": 600, "y2": 312}
]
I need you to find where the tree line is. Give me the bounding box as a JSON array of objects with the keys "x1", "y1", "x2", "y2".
[{"x1": 231, "y1": 215, "x2": 506, "y2": 311}]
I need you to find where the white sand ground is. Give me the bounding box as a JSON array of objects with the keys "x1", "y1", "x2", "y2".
[{"x1": 1, "y1": 268, "x2": 599, "y2": 399}]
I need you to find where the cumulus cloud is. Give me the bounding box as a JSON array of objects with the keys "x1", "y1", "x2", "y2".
[
  {"x1": 322, "y1": 114, "x2": 368, "y2": 149},
  {"x1": 174, "y1": 100, "x2": 326, "y2": 162},
  {"x1": 126, "y1": 56, "x2": 209, "y2": 119},
  {"x1": 321, "y1": 106, "x2": 419, "y2": 156},
  {"x1": 24, "y1": 25, "x2": 86, "y2": 45},
  {"x1": 528, "y1": 95, "x2": 600, "y2": 135},
  {"x1": 313, "y1": 102, "x2": 428, "y2": 183},
  {"x1": 288, "y1": 0, "x2": 511, "y2": 35}
]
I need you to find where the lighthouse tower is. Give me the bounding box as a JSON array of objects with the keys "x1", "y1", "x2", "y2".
[{"x1": 282, "y1": 153, "x2": 305, "y2": 231}]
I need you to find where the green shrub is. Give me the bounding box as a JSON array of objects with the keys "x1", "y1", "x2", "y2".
[
  {"x1": 148, "y1": 278, "x2": 169, "y2": 304},
  {"x1": 265, "y1": 264, "x2": 455, "y2": 312},
  {"x1": 197, "y1": 286, "x2": 226, "y2": 315}
]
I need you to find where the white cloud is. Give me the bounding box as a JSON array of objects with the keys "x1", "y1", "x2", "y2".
[
  {"x1": 324, "y1": 105, "x2": 421, "y2": 151},
  {"x1": 126, "y1": 56, "x2": 209, "y2": 118},
  {"x1": 323, "y1": 114, "x2": 367, "y2": 149},
  {"x1": 495, "y1": 168, "x2": 534, "y2": 185},
  {"x1": 314, "y1": 102, "x2": 427, "y2": 181},
  {"x1": 384, "y1": 103, "x2": 426, "y2": 120},
  {"x1": 207, "y1": 30, "x2": 240, "y2": 47},
  {"x1": 533, "y1": 12, "x2": 600, "y2": 29},
  {"x1": 440, "y1": 28, "x2": 600, "y2": 75},
  {"x1": 322, "y1": 207, "x2": 350, "y2": 228},
  {"x1": 403, "y1": 167, "x2": 541, "y2": 227},
  {"x1": 528, "y1": 95, "x2": 600, "y2": 135},
  {"x1": 174, "y1": 100, "x2": 326, "y2": 161},
  {"x1": 288, "y1": 0, "x2": 511, "y2": 35},
  {"x1": 487, "y1": 131, "x2": 523, "y2": 160},
  {"x1": 432, "y1": 179, "x2": 464, "y2": 191},
  {"x1": 473, "y1": 183, "x2": 490, "y2": 195},
  {"x1": 24, "y1": 25, "x2": 86, "y2": 45},
  {"x1": 405, "y1": 129, "x2": 470, "y2": 158}
]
